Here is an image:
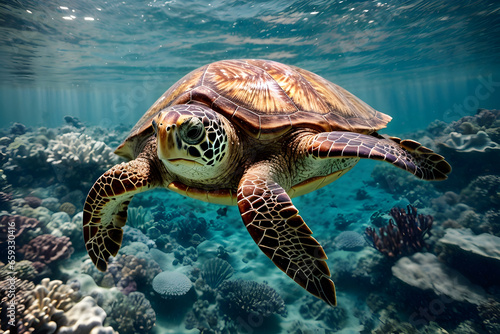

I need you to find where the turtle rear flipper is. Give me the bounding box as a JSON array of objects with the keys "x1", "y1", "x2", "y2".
[
  {"x1": 307, "y1": 131, "x2": 451, "y2": 180},
  {"x1": 83, "y1": 157, "x2": 160, "y2": 271},
  {"x1": 237, "y1": 163, "x2": 336, "y2": 306}
]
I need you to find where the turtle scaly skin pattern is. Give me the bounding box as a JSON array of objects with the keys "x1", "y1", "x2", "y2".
[{"x1": 83, "y1": 59, "x2": 451, "y2": 306}]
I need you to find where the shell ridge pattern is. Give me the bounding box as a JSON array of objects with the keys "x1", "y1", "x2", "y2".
[
  {"x1": 288, "y1": 65, "x2": 330, "y2": 115},
  {"x1": 244, "y1": 60, "x2": 301, "y2": 114}
]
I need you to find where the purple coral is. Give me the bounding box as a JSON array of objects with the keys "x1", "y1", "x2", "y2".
[
  {"x1": 0, "y1": 215, "x2": 41, "y2": 258},
  {"x1": 19, "y1": 234, "x2": 74, "y2": 271},
  {"x1": 364, "y1": 206, "x2": 433, "y2": 257},
  {"x1": 84, "y1": 254, "x2": 161, "y2": 295},
  {"x1": 0, "y1": 215, "x2": 40, "y2": 240}
]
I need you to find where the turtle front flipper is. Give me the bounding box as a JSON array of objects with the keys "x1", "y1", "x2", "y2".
[
  {"x1": 307, "y1": 131, "x2": 451, "y2": 180},
  {"x1": 83, "y1": 157, "x2": 160, "y2": 271},
  {"x1": 237, "y1": 164, "x2": 336, "y2": 306}
]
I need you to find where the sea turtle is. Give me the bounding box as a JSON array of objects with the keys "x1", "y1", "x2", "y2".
[{"x1": 83, "y1": 59, "x2": 451, "y2": 306}]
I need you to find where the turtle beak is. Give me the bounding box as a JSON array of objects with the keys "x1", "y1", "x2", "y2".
[{"x1": 154, "y1": 112, "x2": 203, "y2": 166}]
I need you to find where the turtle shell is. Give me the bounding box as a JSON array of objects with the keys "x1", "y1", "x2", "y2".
[{"x1": 116, "y1": 59, "x2": 391, "y2": 159}]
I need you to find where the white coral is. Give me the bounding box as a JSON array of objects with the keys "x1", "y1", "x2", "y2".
[
  {"x1": 45, "y1": 132, "x2": 119, "y2": 184},
  {"x1": 59, "y1": 296, "x2": 117, "y2": 334},
  {"x1": 46, "y1": 132, "x2": 117, "y2": 167},
  {"x1": 18, "y1": 278, "x2": 117, "y2": 334}
]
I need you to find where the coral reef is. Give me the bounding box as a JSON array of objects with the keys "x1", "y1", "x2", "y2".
[
  {"x1": 24, "y1": 195, "x2": 42, "y2": 208},
  {"x1": 298, "y1": 295, "x2": 347, "y2": 331},
  {"x1": 2, "y1": 130, "x2": 52, "y2": 186},
  {"x1": 217, "y1": 280, "x2": 287, "y2": 319},
  {"x1": 46, "y1": 212, "x2": 82, "y2": 248},
  {"x1": 201, "y1": 258, "x2": 234, "y2": 289},
  {"x1": 0, "y1": 260, "x2": 37, "y2": 281},
  {"x1": 12, "y1": 278, "x2": 116, "y2": 334},
  {"x1": 369, "y1": 163, "x2": 440, "y2": 204},
  {"x1": 58, "y1": 202, "x2": 76, "y2": 216},
  {"x1": 0, "y1": 192, "x2": 12, "y2": 211},
  {"x1": 152, "y1": 271, "x2": 193, "y2": 298},
  {"x1": 477, "y1": 299, "x2": 500, "y2": 333},
  {"x1": 0, "y1": 278, "x2": 34, "y2": 331},
  {"x1": 459, "y1": 175, "x2": 500, "y2": 213},
  {"x1": 365, "y1": 205, "x2": 433, "y2": 257},
  {"x1": 82, "y1": 254, "x2": 161, "y2": 295},
  {"x1": 1, "y1": 108, "x2": 499, "y2": 333},
  {"x1": 184, "y1": 300, "x2": 220, "y2": 333},
  {"x1": 64, "y1": 115, "x2": 85, "y2": 129},
  {"x1": 19, "y1": 234, "x2": 74, "y2": 272},
  {"x1": 333, "y1": 231, "x2": 366, "y2": 251},
  {"x1": 122, "y1": 226, "x2": 156, "y2": 249},
  {"x1": 126, "y1": 206, "x2": 153, "y2": 229},
  {"x1": 440, "y1": 130, "x2": 500, "y2": 152},
  {"x1": 104, "y1": 291, "x2": 156, "y2": 334},
  {"x1": 46, "y1": 132, "x2": 118, "y2": 188},
  {"x1": 0, "y1": 215, "x2": 41, "y2": 252},
  {"x1": 426, "y1": 108, "x2": 500, "y2": 188},
  {"x1": 174, "y1": 214, "x2": 209, "y2": 248}
]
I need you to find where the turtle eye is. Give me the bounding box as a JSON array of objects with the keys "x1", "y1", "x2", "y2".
[{"x1": 179, "y1": 117, "x2": 206, "y2": 145}]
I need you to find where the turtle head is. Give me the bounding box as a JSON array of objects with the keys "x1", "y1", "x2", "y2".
[{"x1": 152, "y1": 104, "x2": 229, "y2": 178}]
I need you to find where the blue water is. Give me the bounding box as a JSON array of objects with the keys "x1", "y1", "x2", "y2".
[
  {"x1": 1, "y1": 1, "x2": 500, "y2": 333},
  {"x1": 2, "y1": 0, "x2": 500, "y2": 131}
]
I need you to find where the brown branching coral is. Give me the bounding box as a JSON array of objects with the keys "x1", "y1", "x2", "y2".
[
  {"x1": 18, "y1": 234, "x2": 74, "y2": 272},
  {"x1": 364, "y1": 205, "x2": 433, "y2": 257},
  {"x1": 0, "y1": 215, "x2": 40, "y2": 240}
]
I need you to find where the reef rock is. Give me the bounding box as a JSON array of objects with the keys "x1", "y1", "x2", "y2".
[
  {"x1": 392, "y1": 252, "x2": 487, "y2": 305},
  {"x1": 437, "y1": 228, "x2": 500, "y2": 286}
]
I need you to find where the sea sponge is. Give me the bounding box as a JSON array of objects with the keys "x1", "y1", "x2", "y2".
[
  {"x1": 152, "y1": 271, "x2": 192, "y2": 298},
  {"x1": 201, "y1": 258, "x2": 234, "y2": 289},
  {"x1": 217, "y1": 280, "x2": 287, "y2": 318}
]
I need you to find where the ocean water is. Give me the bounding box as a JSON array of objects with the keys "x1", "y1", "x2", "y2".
[{"x1": 1, "y1": 0, "x2": 500, "y2": 333}]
